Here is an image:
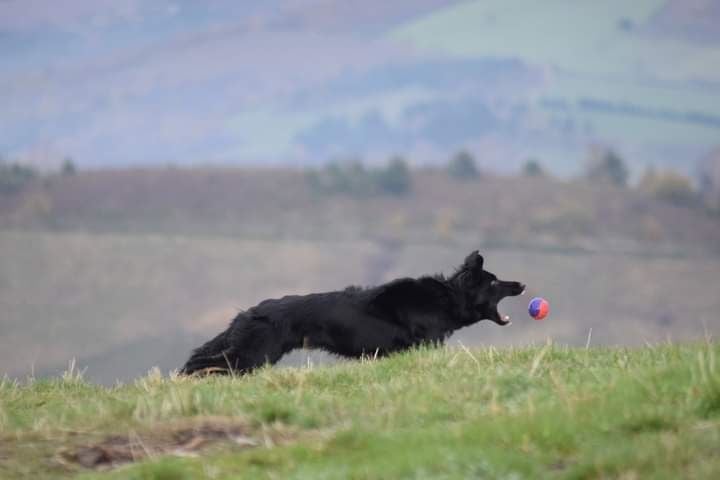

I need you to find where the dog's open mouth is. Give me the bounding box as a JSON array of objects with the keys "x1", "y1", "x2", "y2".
[
  {"x1": 492, "y1": 305, "x2": 513, "y2": 326},
  {"x1": 477, "y1": 283, "x2": 526, "y2": 326},
  {"x1": 474, "y1": 302, "x2": 514, "y2": 326}
]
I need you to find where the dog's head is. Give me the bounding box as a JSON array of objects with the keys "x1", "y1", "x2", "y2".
[{"x1": 452, "y1": 251, "x2": 525, "y2": 326}]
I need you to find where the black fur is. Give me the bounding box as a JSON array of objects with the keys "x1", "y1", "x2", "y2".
[{"x1": 181, "y1": 251, "x2": 525, "y2": 375}]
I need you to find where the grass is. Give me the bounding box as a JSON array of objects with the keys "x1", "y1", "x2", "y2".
[{"x1": 1, "y1": 343, "x2": 719, "y2": 479}]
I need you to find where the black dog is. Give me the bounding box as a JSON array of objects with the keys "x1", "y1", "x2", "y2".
[{"x1": 181, "y1": 251, "x2": 525, "y2": 375}]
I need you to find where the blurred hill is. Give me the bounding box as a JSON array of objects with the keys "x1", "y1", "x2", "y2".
[
  {"x1": 3, "y1": 168, "x2": 719, "y2": 253},
  {"x1": 1, "y1": 167, "x2": 719, "y2": 383},
  {"x1": 2, "y1": 0, "x2": 719, "y2": 174},
  {"x1": 649, "y1": 0, "x2": 720, "y2": 43}
]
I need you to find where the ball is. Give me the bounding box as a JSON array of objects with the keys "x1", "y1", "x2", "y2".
[{"x1": 528, "y1": 297, "x2": 550, "y2": 320}]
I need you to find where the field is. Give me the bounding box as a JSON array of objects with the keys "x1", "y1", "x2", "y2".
[
  {"x1": 1, "y1": 343, "x2": 719, "y2": 479},
  {"x1": 2, "y1": 169, "x2": 720, "y2": 383},
  {"x1": 4, "y1": 169, "x2": 720, "y2": 251},
  {"x1": 2, "y1": 229, "x2": 720, "y2": 384}
]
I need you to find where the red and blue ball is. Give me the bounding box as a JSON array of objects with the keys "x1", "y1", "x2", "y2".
[{"x1": 528, "y1": 297, "x2": 550, "y2": 320}]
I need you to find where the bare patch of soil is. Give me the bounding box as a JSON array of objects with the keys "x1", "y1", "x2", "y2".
[{"x1": 56, "y1": 418, "x2": 264, "y2": 471}]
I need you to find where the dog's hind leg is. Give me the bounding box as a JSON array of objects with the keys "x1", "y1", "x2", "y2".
[
  {"x1": 220, "y1": 315, "x2": 291, "y2": 374},
  {"x1": 180, "y1": 330, "x2": 232, "y2": 374},
  {"x1": 182, "y1": 314, "x2": 294, "y2": 376},
  {"x1": 180, "y1": 352, "x2": 234, "y2": 375}
]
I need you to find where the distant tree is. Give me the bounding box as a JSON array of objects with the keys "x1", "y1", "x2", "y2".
[
  {"x1": 307, "y1": 156, "x2": 411, "y2": 197},
  {"x1": 375, "y1": 156, "x2": 411, "y2": 195},
  {"x1": 61, "y1": 157, "x2": 77, "y2": 176},
  {"x1": 585, "y1": 147, "x2": 629, "y2": 187},
  {"x1": 522, "y1": 158, "x2": 545, "y2": 177},
  {"x1": 447, "y1": 150, "x2": 479, "y2": 180},
  {"x1": 325, "y1": 160, "x2": 360, "y2": 194},
  {"x1": 638, "y1": 167, "x2": 698, "y2": 208},
  {"x1": 617, "y1": 17, "x2": 635, "y2": 32},
  {"x1": 0, "y1": 161, "x2": 37, "y2": 194},
  {"x1": 345, "y1": 161, "x2": 374, "y2": 194},
  {"x1": 305, "y1": 158, "x2": 366, "y2": 195}
]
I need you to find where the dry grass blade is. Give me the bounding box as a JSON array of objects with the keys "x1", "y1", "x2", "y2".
[
  {"x1": 457, "y1": 341, "x2": 481, "y2": 370},
  {"x1": 529, "y1": 342, "x2": 552, "y2": 378}
]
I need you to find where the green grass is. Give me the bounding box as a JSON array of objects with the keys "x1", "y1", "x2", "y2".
[{"x1": 2, "y1": 343, "x2": 719, "y2": 479}]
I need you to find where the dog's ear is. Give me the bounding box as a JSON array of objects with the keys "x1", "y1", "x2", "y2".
[{"x1": 463, "y1": 250, "x2": 484, "y2": 275}]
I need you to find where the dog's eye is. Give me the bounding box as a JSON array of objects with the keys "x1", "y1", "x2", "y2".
[{"x1": 490, "y1": 280, "x2": 498, "y2": 287}]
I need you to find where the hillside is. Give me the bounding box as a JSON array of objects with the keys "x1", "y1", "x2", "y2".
[
  {"x1": 1, "y1": 344, "x2": 719, "y2": 478},
  {"x1": 3, "y1": 1, "x2": 720, "y2": 172},
  {"x1": 3, "y1": 168, "x2": 719, "y2": 253},
  {"x1": 4, "y1": 229, "x2": 720, "y2": 384},
  {"x1": 1, "y1": 168, "x2": 720, "y2": 382}
]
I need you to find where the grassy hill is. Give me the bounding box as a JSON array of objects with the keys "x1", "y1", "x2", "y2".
[{"x1": 1, "y1": 343, "x2": 719, "y2": 479}]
